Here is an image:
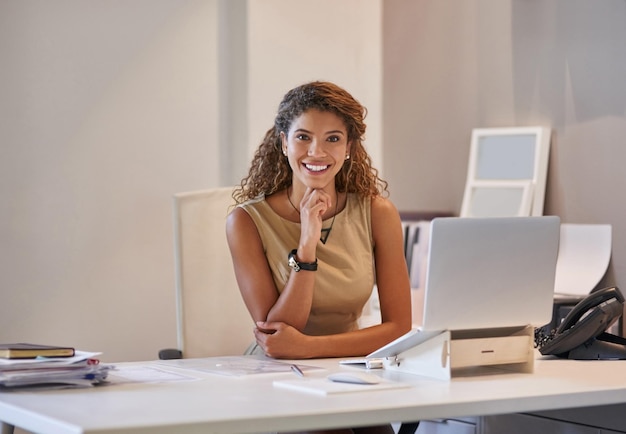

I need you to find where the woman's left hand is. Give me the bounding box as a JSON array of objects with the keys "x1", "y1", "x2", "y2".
[{"x1": 254, "y1": 321, "x2": 311, "y2": 359}]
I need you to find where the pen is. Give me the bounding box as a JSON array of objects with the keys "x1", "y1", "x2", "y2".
[{"x1": 290, "y1": 364, "x2": 304, "y2": 377}]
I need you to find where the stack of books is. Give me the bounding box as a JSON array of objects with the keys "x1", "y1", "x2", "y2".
[{"x1": 0, "y1": 343, "x2": 113, "y2": 389}]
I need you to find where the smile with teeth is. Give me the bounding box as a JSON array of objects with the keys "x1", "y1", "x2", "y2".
[{"x1": 304, "y1": 163, "x2": 330, "y2": 172}]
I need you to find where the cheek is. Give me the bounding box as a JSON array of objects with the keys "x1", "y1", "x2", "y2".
[{"x1": 335, "y1": 147, "x2": 348, "y2": 160}]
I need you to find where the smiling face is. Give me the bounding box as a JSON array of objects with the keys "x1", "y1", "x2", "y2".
[{"x1": 281, "y1": 109, "x2": 351, "y2": 193}]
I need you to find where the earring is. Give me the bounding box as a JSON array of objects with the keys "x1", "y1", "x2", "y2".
[
  {"x1": 283, "y1": 149, "x2": 287, "y2": 157},
  {"x1": 345, "y1": 154, "x2": 350, "y2": 160}
]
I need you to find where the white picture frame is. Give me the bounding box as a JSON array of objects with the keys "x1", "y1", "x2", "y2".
[
  {"x1": 460, "y1": 126, "x2": 551, "y2": 217},
  {"x1": 461, "y1": 180, "x2": 533, "y2": 218}
]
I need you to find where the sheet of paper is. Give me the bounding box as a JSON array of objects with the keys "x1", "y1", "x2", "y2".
[
  {"x1": 108, "y1": 366, "x2": 199, "y2": 384},
  {"x1": 553, "y1": 224, "x2": 612, "y2": 297},
  {"x1": 273, "y1": 377, "x2": 411, "y2": 396},
  {"x1": 156, "y1": 356, "x2": 323, "y2": 377}
]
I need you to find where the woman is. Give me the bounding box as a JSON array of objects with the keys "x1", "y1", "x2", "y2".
[{"x1": 226, "y1": 81, "x2": 411, "y2": 361}]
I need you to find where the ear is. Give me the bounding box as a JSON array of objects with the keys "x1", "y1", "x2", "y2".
[{"x1": 280, "y1": 131, "x2": 287, "y2": 155}]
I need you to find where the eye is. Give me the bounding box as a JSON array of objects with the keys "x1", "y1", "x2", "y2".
[
  {"x1": 296, "y1": 134, "x2": 310, "y2": 141},
  {"x1": 327, "y1": 135, "x2": 341, "y2": 143}
]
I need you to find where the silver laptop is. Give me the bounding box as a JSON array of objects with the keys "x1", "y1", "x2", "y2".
[{"x1": 369, "y1": 216, "x2": 561, "y2": 358}]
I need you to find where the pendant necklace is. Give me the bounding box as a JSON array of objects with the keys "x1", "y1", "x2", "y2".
[{"x1": 287, "y1": 187, "x2": 338, "y2": 245}]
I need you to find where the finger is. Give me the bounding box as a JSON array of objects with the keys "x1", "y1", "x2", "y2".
[
  {"x1": 301, "y1": 187, "x2": 316, "y2": 207},
  {"x1": 305, "y1": 192, "x2": 330, "y2": 218},
  {"x1": 255, "y1": 321, "x2": 279, "y2": 334},
  {"x1": 303, "y1": 188, "x2": 331, "y2": 209},
  {"x1": 315, "y1": 195, "x2": 332, "y2": 217}
]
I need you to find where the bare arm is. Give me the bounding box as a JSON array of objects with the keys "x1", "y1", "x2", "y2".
[{"x1": 226, "y1": 206, "x2": 317, "y2": 331}]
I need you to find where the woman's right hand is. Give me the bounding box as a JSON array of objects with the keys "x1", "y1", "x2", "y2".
[{"x1": 296, "y1": 187, "x2": 331, "y2": 260}]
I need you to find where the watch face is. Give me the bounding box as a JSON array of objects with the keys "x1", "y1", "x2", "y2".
[{"x1": 288, "y1": 253, "x2": 300, "y2": 271}]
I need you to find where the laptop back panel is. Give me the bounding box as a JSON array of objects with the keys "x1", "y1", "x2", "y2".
[{"x1": 420, "y1": 216, "x2": 560, "y2": 331}]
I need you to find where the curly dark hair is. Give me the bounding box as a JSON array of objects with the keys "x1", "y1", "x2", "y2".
[{"x1": 233, "y1": 81, "x2": 388, "y2": 203}]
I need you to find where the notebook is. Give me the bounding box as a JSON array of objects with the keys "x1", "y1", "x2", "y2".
[
  {"x1": 0, "y1": 343, "x2": 75, "y2": 359},
  {"x1": 368, "y1": 216, "x2": 561, "y2": 358}
]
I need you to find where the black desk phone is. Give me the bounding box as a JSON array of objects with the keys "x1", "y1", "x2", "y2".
[{"x1": 537, "y1": 286, "x2": 626, "y2": 359}]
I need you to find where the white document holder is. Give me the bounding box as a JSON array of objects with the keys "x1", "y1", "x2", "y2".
[{"x1": 381, "y1": 325, "x2": 535, "y2": 381}]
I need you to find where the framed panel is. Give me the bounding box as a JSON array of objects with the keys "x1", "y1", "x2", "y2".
[
  {"x1": 461, "y1": 180, "x2": 533, "y2": 218},
  {"x1": 461, "y1": 127, "x2": 551, "y2": 217}
]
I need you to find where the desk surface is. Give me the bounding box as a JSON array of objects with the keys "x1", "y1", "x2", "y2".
[{"x1": 2, "y1": 354, "x2": 626, "y2": 434}]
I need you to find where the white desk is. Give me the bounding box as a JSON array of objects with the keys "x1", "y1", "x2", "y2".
[{"x1": 2, "y1": 355, "x2": 626, "y2": 434}]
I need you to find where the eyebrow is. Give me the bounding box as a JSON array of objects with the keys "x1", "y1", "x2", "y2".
[{"x1": 293, "y1": 128, "x2": 345, "y2": 136}]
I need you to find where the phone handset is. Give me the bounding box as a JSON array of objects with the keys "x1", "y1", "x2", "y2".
[
  {"x1": 539, "y1": 286, "x2": 626, "y2": 359},
  {"x1": 556, "y1": 286, "x2": 624, "y2": 334}
]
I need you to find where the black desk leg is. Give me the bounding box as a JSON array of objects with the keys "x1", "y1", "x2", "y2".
[{"x1": 398, "y1": 422, "x2": 420, "y2": 434}]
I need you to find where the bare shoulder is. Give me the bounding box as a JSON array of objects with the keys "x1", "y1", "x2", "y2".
[
  {"x1": 370, "y1": 195, "x2": 401, "y2": 220},
  {"x1": 226, "y1": 205, "x2": 247, "y2": 229},
  {"x1": 370, "y1": 195, "x2": 403, "y2": 242},
  {"x1": 225, "y1": 206, "x2": 258, "y2": 242}
]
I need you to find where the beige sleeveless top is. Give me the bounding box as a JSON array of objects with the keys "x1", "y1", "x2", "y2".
[{"x1": 239, "y1": 193, "x2": 375, "y2": 336}]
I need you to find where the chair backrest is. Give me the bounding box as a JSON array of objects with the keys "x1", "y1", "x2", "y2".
[{"x1": 173, "y1": 187, "x2": 253, "y2": 357}]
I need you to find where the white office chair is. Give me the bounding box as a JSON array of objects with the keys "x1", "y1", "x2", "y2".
[{"x1": 161, "y1": 187, "x2": 253, "y2": 359}]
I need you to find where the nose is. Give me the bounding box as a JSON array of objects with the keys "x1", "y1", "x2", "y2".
[{"x1": 307, "y1": 139, "x2": 326, "y2": 157}]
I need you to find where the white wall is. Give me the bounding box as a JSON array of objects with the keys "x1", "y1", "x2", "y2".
[
  {"x1": 0, "y1": 0, "x2": 220, "y2": 362},
  {"x1": 383, "y1": 0, "x2": 626, "y2": 293},
  {"x1": 247, "y1": 0, "x2": 383, "y2": 173},
  {"x1": 0, "y1": 0, "x2": 383, "y2": 362},
  {"x1": 3, "y1": 0, "x2": 625, "y2": 365}
]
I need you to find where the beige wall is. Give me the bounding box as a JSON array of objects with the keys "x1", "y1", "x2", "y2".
[
  {"x1": 247, "y1": 0, "x2": 383, "y2": 171},
  {"x1": 0, "y1": 0, "x2": 383, "y2": 362},
  {"x1": 383, "y1": 0, "x2": 626, "y2": 291},
  {"x1": 0, "y1": 0, "x2": 220, "y2": 362},
  {"x1": 2, "y1": 0, "x2": 624, "y2": 363}
]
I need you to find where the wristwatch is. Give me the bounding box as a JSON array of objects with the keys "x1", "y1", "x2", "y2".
[{"x1": 288, "y1": 249, "x2": 318, "y2": 272}]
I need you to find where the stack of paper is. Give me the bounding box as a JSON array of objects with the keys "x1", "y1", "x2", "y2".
[
  {"x1": 0, "y1": 350, "x2": 113, "y2": 389},
  {"x1": 553, "y1": 224, "x2": 612, "y2": 298}
]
